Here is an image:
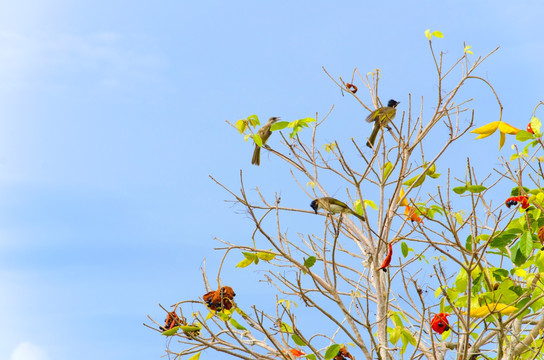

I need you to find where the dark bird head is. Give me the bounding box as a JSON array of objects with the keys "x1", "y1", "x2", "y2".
[
  {"x1": 310, "y1": 199, "x2": 319, "y2": 214},
  {"x1": 388, "y1": 99, "x2": 400, "y2": 108},
  {"x1": 269, "y1": 117, "x2": 280, "y2": 123}
]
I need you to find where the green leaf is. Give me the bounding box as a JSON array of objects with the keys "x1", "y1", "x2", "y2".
[
  {"x1": 516, "y1": 130, "x2": 535, "y2": 142},
  {"x1": 432, "y1": 30, "x2": 444, "y2": 38},
  {"x1": 403, "y1": 173, "x2": 426, "y2": 187},
  {"x1": 492, "y1": 268, "x2": 510, "y2": 280},
  {"x1": 511, "y1": 242, "x2": 528, "y2": 267},
  {"x1": 465, "y1": 235, "x2": 473, "y2": 251},
  {"x1": 179, "y1": 325, "x2": 201, "y2": 332},
  {"x1": 161, "y1": 326, "x2": 180, "y2": 336},
  {"x1": 388, "y1": 326, "x2": 402, "y2": 344},
  {"x1": 452, "y1": 186, "x2": 467, "y2": 194},
  {"x1": 391, "y1": 313, "x2": 403, "y2": 327},
  {"x1": 441, "y1": 329, "x2": 451, "y2": 340},
  {"x1": 256, "y1": 252, "x2": 276, "y2": 261},
  {"x1": 187, "y1": 352, "x2": 201, "y2": 360},
  {"x1": 353, "y1": 199, "x2": 363, "y2": 216},
  {"x1": 280, "y1": 322, "x2": 293, "y2": 333},
  {"x1": 253, "y1": 134, "x2": 263, "y2": 147},
  {"x1": 490, "y1": 230, "x2": 519, "y2": 248},
  {"x1": 467, "y1": 185, "x2": 487, "y2": 193},
  {"x1": 304, "y1": 256, "x2": 317, "y2": 269},
  {"x1": 229, "y1": 318, "x2": 247, "y2": 330},
  {"x1": 536, "y1": 252, "x2": 544, "y2": 272},
  {"x1": 289, "y1": 126, "x2": 302, "y2": 138},
  {"x1": 401, "y1": 328, "x2": 417, "y2": 346},
  {"x1": 205, "y1": 311, "x2": 215, "y2": 320},
  {"x1": 270, "y1": 121, "x2": 289, "y2": 131},
  {"x1": 519, "y1": 232, "x2": 534, "y2": 257},
  {"x1": 401, "y1": 242, "x2": 409, "y2": 258},
  {"x1": 511, "y1": 187, "x2": 531, "y2": 196},
  {"x1": 305, "y1": 355, "x2": 317, "y2": 360},
  {"x1": 324, "y1": 344, "x2": 341, "y2": 360},
  {"x1": 247, "y1": 114, "x2": 259, "y2": 127},
  {"x1": 236, "y1": 258, "x2": 253, "y2": 268},
  {"x1": 292, "y1": 334, "x2": 306, "y2": 346},
  {"x1": 383, "y1": 162, "x2": 393, "y2": 181},
  {"x1": 216, "y1": 312, "x2": 229, "y2": 321},
  {"x1": 456, "y1": 268, "x2": 468, "y2": 292},
  {"x1": 242, "y1": 252, "x2": 257, "y2": 260}
]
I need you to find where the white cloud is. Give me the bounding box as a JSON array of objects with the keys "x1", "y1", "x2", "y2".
[{"x1": 10, "y1": 342, "x2": 49, "y2": 360}]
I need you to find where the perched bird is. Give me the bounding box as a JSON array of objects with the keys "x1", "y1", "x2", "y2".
[
  {"x1": 310, "y1": 197, "x2": 365, "y2": 221},
  {"x1": 251, "y1": 117, "x2": 280, "y2": 166},
  {"x1": 366, "y1": 99, "x2": 400, "y2": 148}
]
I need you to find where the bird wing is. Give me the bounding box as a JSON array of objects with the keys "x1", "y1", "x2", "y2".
[{"x1": 365, "y1": 109, "x2": 379, "y2": 123}]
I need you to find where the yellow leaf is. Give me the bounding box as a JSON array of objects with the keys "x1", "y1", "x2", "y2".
[
  {"x1": 474, "y1": 133, "x2": 494, "y2": 140},
  {"x1": 235, "y1": 119, "x2": 247, "y2": 134},
  {"x1": 499, "y1": 131, "x2": 506, "y2": 150},
  {"x1": 471, "y1": 121, "x2": 500, "y2": 135},
  {"x1": 424, "y1": 29, "x2": 431, "y2": 40},
  {"x1": 306, "y1": 181, "x2": 315, "y2": 189},
  {"x1": 498, "y1": 121, "x2": 520, "y2": 135},
  {"x1": 398, "y1": 188, "x2": 408, "y2": 206},
  {"x1": 363, "y1": 199, "x2": 378, "y2": 210},
  {"x1": 464, "y1": 45, "x2": 473, "y2": 54},
  {"x1": 432, "y1": 30, "x2": 444, "y2": 38},
  {"x1": 467, "y1": 303, "x2": 517, "y2": 318}
]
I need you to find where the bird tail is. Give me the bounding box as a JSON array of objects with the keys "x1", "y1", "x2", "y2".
[
  {"x1": 366, "y1": 122, "x2": 380, "y2": 148},
  {"x1": 251, "y1": 145, "x2": 261, "y2": 166},
  {"x1": 348, "y1": 209, "x2": 365, "y2": 221}
]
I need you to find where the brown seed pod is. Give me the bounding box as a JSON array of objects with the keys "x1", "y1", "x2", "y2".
[
  {"x1": 345, "y1": 83, "x2": 358, "y2": 94},
  {"x1": 538, "y1": 226, "x2": 544, "y2": 250}
]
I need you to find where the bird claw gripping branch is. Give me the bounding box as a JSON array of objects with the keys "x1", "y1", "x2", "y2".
[{"x1": 203, "y1": 286, "x2": 236, "y2": 311}]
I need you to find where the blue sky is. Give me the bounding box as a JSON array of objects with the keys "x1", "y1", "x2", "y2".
[{"x1": 0, "y1": 1, "x2": 543, "y2": 359}]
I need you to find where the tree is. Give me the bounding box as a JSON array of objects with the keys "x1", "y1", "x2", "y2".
[{"x1": 146, "y1": 31, "x2": 544, "y2": 360}]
